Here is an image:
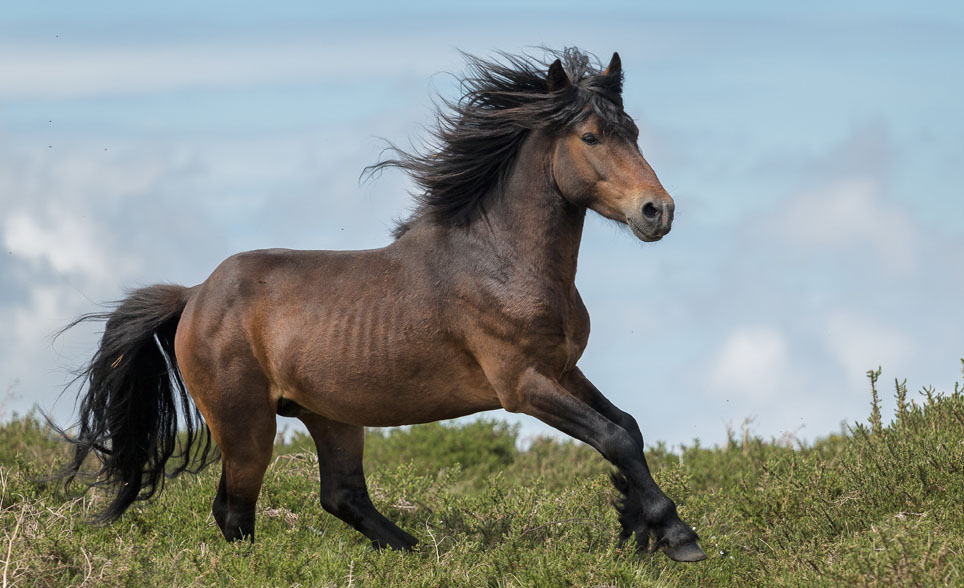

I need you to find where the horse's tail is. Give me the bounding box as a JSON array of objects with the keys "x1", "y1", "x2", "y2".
[{"x1": 52, "y1": 284, "x2": 217, "y2": 523}]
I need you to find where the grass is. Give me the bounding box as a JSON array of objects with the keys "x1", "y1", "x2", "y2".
[{"x1": 1, "y1": 363, "x2": 963, "y2": 587}]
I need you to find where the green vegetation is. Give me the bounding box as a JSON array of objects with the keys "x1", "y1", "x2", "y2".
[{"x1": 2, "y1": 365, "x2": 963, "y2": 587}]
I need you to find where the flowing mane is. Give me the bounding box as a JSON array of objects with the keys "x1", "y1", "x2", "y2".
[{"x1": 366, "y1": 48, "x2": 634, "y2": 238}]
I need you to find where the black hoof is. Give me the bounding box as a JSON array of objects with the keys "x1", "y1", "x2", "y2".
[
  {"x1": 372, "y1": 530, "x2": 419, "y2": 551},
  {"x1": 661, "y1": 541, "x2": 707, "y2": 562},
  {"x1": 393, "y1": 535, "x2": 419, "y2": 551}
]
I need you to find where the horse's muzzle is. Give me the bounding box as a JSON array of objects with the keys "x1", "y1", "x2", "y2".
[{"x1": 628, "y1": 198, "x2": 674, "y2": 241}]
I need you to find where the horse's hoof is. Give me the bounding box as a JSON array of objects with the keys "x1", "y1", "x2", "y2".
[{"x1": 661, "y1": 542, "x2": 707, "y2": 562}]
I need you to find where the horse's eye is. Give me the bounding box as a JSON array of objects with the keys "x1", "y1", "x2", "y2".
[{"x1": 580, "y1": 132, "x2": 599, "y2": 145}]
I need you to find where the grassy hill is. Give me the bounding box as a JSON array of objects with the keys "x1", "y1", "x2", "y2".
[{"x1": 1, "y1": 365, "x2": 962, "y2": 587}]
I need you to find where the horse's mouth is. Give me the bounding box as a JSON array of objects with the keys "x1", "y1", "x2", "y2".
[{"x1": 628, "y1": 218, "x2": 669, "y2": 242}]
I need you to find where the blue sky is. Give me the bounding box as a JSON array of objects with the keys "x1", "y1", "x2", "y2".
[{"x1": 1, "y1": 1, "x2": 962, "y2": 447}]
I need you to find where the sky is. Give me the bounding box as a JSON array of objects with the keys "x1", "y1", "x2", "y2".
[{"x1": 1, "y1": 1, "x2": 962, "y2": 448}]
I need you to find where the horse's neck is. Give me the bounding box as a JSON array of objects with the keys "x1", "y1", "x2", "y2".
[{"x1": 474, "y1": 132, "x2": 586, "y2": 287}]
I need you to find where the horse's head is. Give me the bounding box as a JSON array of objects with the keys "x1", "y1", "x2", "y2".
[{"x1": 549, "y1": 53, "x2": 674, "y2": 242}]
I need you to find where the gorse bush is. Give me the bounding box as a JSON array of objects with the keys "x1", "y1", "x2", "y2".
[{"x1": 1, "y1": 363, "x2": 962, "y2": 586}]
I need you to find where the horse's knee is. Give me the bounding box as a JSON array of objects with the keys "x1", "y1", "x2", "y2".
[
  {"x1": 613, "y1": 412, "x2": 644, "y2": 449},
  {"x1": 618, "y1": 412, "x2": 640, "y2": 436},
  {"x1": 600, "y1": 428, "x2": 639, "y2": 467}
]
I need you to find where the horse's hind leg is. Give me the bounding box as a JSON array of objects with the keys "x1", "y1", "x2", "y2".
[
  {"x1": 205, "y1": 394, "x2": 276, "y2": 542},
  {"x1": 299, "y1": 412, "x2": 418, "y2": 550}
]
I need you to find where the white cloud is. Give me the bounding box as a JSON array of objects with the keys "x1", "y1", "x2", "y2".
[
  {"x1": 0, "y1": 22, "x2": 675, "y2": 100},
  {"x1": 0, "y1": 145, "x2": 191, "y2": 421},
  {"x1": 0, "y1": 129, "x2": 412, "y2": 422},
  {"x1": 4, "y1": 211, "x2": 117, "y2": 280},
  {"x1": 0, "y1": 41, "x2": 318, "y2": 98},
  {"x1": 708, "y1": 325, "x2": 792, "y2": 401},
  {"x1": 9, "y1": 285, "x2": 79, "y2": 357},
  {"x1": 777, "y1": 176, "x2": 917, "y2": 272},
  {"x1": 0, "y1": 32, "x2": 471, "y2": 99},
  {"x1": 822, "y1": 310, "x2": 914, "y2": 392},
  {"x1": 0, "y1": 149, "x2": 170, "y2": 283}
]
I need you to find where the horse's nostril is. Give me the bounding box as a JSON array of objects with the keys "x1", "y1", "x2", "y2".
[{"x1": 642, "y1": 202, "x2": 660, "y2": 221}]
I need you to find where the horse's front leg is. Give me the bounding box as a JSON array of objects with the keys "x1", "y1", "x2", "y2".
[
  {"x1": 560, "y1": 368, "x2": 701, "y2": 558},
  {"x1": 501, "y1": 367, "x2": 706, "y2": 562}
]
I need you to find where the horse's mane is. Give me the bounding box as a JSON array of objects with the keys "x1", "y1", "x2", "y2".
[{"x1": 364, "y1": 48, "x2": 633, "y2": 238}]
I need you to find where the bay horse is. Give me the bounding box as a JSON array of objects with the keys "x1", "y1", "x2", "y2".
[{"x1": 56, "y1": 48, "x2": 706, "y2": 562}]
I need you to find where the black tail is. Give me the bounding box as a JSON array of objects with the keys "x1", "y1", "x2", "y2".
[{"x1": 51, "y1": 284, "x2": 217, "y2": 523}]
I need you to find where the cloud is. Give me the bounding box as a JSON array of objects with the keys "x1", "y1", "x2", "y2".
[
  {"x1": 0, "y1": 38, "x2": 386, "y2": 99},
  {"x1": 708, "y1": 325, "x2": 792, "y2": 402},
  {"x1": 0, "y1": 147, "x2": 178, "y2": 285},
  {"x1": 764, "y1": 123, "x2": 920, "y2": 275},
  {"x1": 821, "y1": 310, "x2": 915, "y2": 392},
  {"x1": 775, "y1": 176, "x2": 917, "y2": 272},
  {"x1": 0, "y1": 127, "x2": 414, "y2": 422},
  {"x1": 0, "y1": 19, "x2": 721, "y2": 101},
  {"x1": 4, "y1": 211, "x2": 123, "y2": 280},
  {"x1": 0, "y1": 144, "x2": 203, "y2": 420},
  {"x1": 0, "y1": 28, "x2": 529, "y2": 100}
]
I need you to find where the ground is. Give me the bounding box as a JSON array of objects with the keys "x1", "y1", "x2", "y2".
[{"x1": 1, "y1": 366, "x2": 962, "y2": 587}]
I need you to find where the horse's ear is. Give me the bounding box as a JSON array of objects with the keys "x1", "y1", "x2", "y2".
[
  {"x1": 603, "y1": 52, "x2": 622, "y2": 78},
  {"x1": 547, "y1": 59, "x2": 570, "y2": 92}
]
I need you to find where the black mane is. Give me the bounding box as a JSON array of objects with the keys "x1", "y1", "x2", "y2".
[{"x1": 364, "y1": 48, "x2": 633, "y2": 238}]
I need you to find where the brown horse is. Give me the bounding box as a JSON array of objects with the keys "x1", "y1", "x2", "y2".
[{"x1": 56, "y1": 48, "x2": 706, "y2": 562}]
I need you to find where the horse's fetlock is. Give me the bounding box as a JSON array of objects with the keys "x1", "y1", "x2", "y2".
[
  {"x1": 220, "y1": 510, "x2": 256, "y2": 542},
  {"x1": 655, "y1": 517, "x2": 699, "y2": 550},
  {"x1": 321, "y1": 486, "x2": 363, "y2": 517},
  {"x1": 319, "y1": 490, "x2": 343, "y2": 515},
  {"x1": 646, "y1": 496, "x2": 678, "y2": 524}
]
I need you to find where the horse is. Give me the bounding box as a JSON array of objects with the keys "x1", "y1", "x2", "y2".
[{"x1": 55, "y1": 48, "x2": 706, "y2": 563}]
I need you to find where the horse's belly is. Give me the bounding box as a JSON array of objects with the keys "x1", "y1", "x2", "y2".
[{"x1": 279, "y1": 342, "x2": 501, "y2": 427}]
